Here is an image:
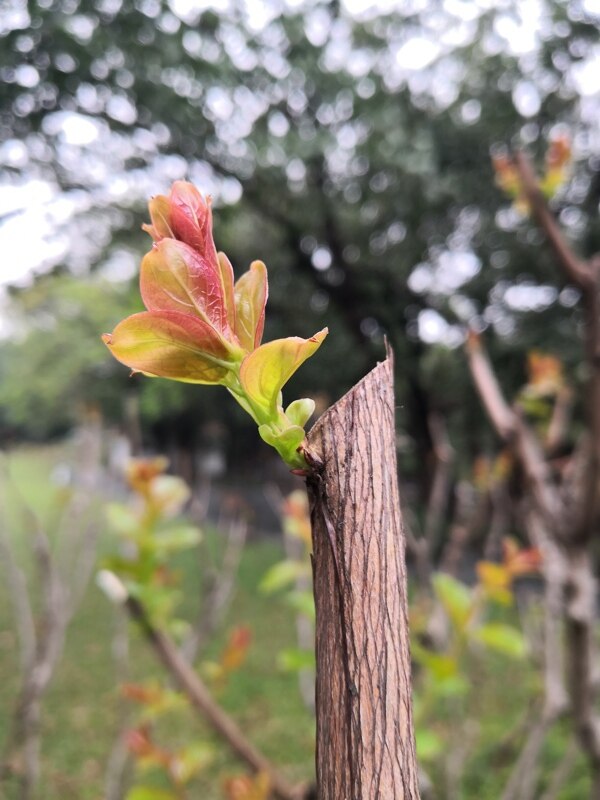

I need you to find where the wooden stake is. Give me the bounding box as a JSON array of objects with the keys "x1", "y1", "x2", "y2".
[{"x1": 306, "y1": 349, "x2": 420, "y2": 800}]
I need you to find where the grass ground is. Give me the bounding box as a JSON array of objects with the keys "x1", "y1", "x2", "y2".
[
  {"x1": 0, "y1": 444, "x2": 314, "y2": 799},
  {"x1": 0, "y1": 444, "x2": 589, "y2": 799}
]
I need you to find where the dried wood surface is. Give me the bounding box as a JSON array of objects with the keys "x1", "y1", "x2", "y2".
[{"x1": 307, "y1": 350, "x2": 420, "y2": 800}]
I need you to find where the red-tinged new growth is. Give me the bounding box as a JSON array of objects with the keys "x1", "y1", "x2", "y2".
[
  {"x1": 103, "y1": 181, "x2": 327, "y2": 469},
  {"x1": 492, "y1": 133, "x2": 572, "y2": 210}
]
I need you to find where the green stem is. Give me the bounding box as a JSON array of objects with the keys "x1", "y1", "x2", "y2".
[{"x1": 223, "y1": 369, "x2": 309, "y2": 470}]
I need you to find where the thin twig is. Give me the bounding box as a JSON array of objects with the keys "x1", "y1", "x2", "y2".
[
  {"x1": 423, "y1": 412, "x2": 455, "y2": 552},
  {"x1": 512, "y1": 151, "x2": 592, "y2": 292},
  {"x1": 124, "y1": 595, "x2": 305, "y2": 800},
  {"x1": 465, "y1": 333, "x2": 561, "y2": 539}
]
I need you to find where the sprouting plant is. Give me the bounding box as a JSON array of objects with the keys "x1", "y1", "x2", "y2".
[
  {"x1": 100, "y1": 458, "x2": 256, "y2": 800},
  {"x1": 102, "y1": 182, "x2": 327, "y2": 469}
]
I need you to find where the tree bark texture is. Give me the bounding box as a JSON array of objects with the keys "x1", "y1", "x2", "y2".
[{"x1": 306, "y1": 350, "x2": 420, "y2": 800}]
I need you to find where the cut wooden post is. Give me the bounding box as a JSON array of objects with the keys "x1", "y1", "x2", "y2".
[{"x1": 306, "y1": 350, "x2": 420, "y2": 800}]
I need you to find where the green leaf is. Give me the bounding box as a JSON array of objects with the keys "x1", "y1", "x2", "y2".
[
  {"x1": 286, "y1": 589, "x2": 316, "y2": 620},
  {"x1": 150, "y1": 475, "x2": 191, "y2": 517},
  {"x1": 412, "y1": 642, "x2": 458, "y2": 679},
  {"x1": 132, "y1": 583, "x2": 180, "y2": 625},
  {"x1": 285, "y1": 397, "x2": 316, "y2": 428},
  {"x1": 170, "y1": 742, "x2": 214, "y2": 783},
  {"x1": 473, "y1": 623, "x2": 527, "y2": 659},
  {"x1": 154, "y1": 525, "x2": 202, "y2": 555},
  {"x1": 102, "y1": 311, "x2": 231, "y2": 384},
  {"x1": 433, "y1": 675, "x2": 469, "y2": 698},
  {"x1": 415, "y1": 729, "x2": 444, "y2": 762},
  {"x1": 432, "y1": 573, "x2": 473, "y2": 631},
  {"x1": 239, "y1": 329, "x2": 328, "y2": 416},
  {"x1": 137, "y1": 688, "x2": 187, "y2": 721},
  {"x1": 258, "y1": 424, "x2": 305, "y2": 463},
  {"x1": 278, "y1": 647, "x2": 315, "y2": 672},
  {"x1": 259, "y1": 560, "x2": 307, "y2": 593},
  {"x1": 234, "y1": 260, "x2": 268, "y2": 351},
  {"x1": 125, "y1": 788, "x2": 178, "y2": 800},
  {"x1": 106, "y1": 503, "x2": 140, "y2": 535}
]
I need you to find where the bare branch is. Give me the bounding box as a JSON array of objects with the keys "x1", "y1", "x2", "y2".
[
  {"x1": 512, "y1": 150, "x2": 593, "y2": 292},
  {"x1": 512, "y1": 152, "x2": 600, "y2": 542},
  {"x1": 521, "y1": 507, "x2": 568, "y2": 716},
  {"x1": 564, "y1": 549, "x2": 600, "y2": 783},
  {"x1": 465, "y1": 332, "x2": 517, "y2": 440},
  {"x1": 574, "y1": 258, "x2": 600, "y2": 543},
  {"x1": 124, "y1": 595, "x2": 304, "y2": 800},
  {"x1": 422, "y1": 412, "x2": 455, "y2": 553},
  {"x1": 466, "y1": 333, "x2": 563, "y2": 534},
  {"x1": 545, "y1": 387, "x2": 573, "y2": 454}
]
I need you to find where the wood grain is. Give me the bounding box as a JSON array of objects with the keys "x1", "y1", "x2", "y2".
[{"x1": 307, "y1": 350, "x2": 420, "y2": 800}]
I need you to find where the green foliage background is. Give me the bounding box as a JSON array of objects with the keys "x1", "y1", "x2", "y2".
[{"x1": 1, "y1": 0, "x2": 599, "y2": 473}]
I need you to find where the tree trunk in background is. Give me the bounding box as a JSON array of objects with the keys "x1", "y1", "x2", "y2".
[{"x1": 306, "y1": 350, "x2": 420, "y2": 800}]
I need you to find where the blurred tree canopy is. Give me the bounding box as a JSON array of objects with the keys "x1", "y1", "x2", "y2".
[{"x1": 1, "y1": 0, "x2": 600, "y2": 475}]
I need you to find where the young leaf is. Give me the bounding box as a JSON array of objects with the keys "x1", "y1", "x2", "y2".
[
  {"x1": 473, "y1": 623, "x2": 527, "y2": 659},
  {"x1": 223, "y1": 771, "x2": 270, "y2": 800},
  {"x1": 259, "y1": 559, "x2": 308, "y2": 593},
  {"x1": 285, "y1": 397, "x2": 315, "y2": 428},
  {"x1": 415, "y1": 730, "x2": 444, "y2": 762},
  {"x1": 102, "y1": 311, "x2": 231, "y2": 384},
  {"x1": 169, "y1": 181, "x2": 218, "y2": 265},
  {"x1": 217, "y1": 252, "x2": 236, "y2": 331},
  {"x1": 432, "y1": 573, "x2": 473, "y2": 631},
  {"x1": 234, "y1": 260, "x2": 268, "y2": 351},
  {"x1": 476, "y1": 561, "x2": 513, "y2": 606},
  {"x1": 258, "y1": 424, "x2": 305, "y2": 462},
  {"x1": 154, "y1": 526, "x2": 202, "y2": 556},
  {"x1": 169, "y1": 742, "x2": 214, "y2": 784},
  {"x1": 106, "y1": 503, "x2": 140, "y2": 536},
  {"x1": 277, "y1": 647, "x2": 315, "y2": 673},
  {"x1": 141, "y1": 240, "x2": 229, "y2": 336},
  {"x1": 125, "y1": 788, "x2": 177, "y2": 800},
  {"x1": 286, "y1": 589, "x2": 316, "y2": 619},
  {"x1": 149, "y1": 475, "x2": 191, "y2": 517},
  {"x1": 142, "y1": 195, "x2": 173, "y2": 241},
  {"x1": 412, "y1": 642, "x2": 458, "y2": 679},
  {"x1": 239, "y1": 329, "x2": 328, "y2": 416}
]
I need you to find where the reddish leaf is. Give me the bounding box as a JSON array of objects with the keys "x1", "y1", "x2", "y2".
[
  {"x1": 122, "y1": 683, "x2": 162, "y2": 705},
  {"x1": 169, "y1": 181, "x2": 218, "y2": 267},
  {"x1": 141, "y1": 240, "x2": 229, "y2": 336},
  {"x1": 503, "y1": 538, "x2": 543, "y2": 577},
  {"x1": 223, "y1": 772, "x2": 270, "y2": 800},
  {"x1": 102, "y1": 311, "x2": 231, "y2": 384},
  {"x1": 125, "y1": 457, "x2": 169, "y2": 496},
  {"x1": 220, "y1": 626, "x2": 252, "y2": 673},
  {"x1": 234, "y1": 261, "x2": 268, "y2": 351},
  {"x1": 239, "y1": 328, "x2": 328, "y2": 415},
  {"x1": 142, "y1": 195, "x2": 174, "y2": 241},
  {"x1": 125, "y1": 727, "x2": 172, "y2": 768},
  {"x1": 217, "y1": 252, "x2": 237, "y2": 332}
]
